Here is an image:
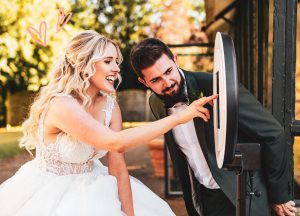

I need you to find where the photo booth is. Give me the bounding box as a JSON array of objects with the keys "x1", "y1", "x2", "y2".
[
  {"x1": 164, "y1": 32, "x2": 263, "y2": 216},
  {"x1": 213, "y1": 32, "x2": 261, "y2": 216}
]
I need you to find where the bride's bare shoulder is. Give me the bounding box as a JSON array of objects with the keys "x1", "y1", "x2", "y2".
[
  {"x1": 45, "y1": 95, "x2": 85, "y2": 126},
  {"x1": 43, "y1": 95, "x2": 80, "y2": 134},
  {"x1": 50, "y1": 95, "x2": 79, "y2": 109}
]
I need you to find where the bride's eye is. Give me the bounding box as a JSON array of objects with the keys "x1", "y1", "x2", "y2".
[{"x1": 104, "y1": 60, "x2": 111, "y2": 64}]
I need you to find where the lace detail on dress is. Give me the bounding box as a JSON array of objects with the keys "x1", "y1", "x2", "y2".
[
  {"x1": 36, "y1": 147, "x2": 94, "y2": 175},
  {"x1": 35, "y1": 93, "x2": 115, "y2": 175},
  {"x1": 103, "y1": 94, "x2": 115, "y2": 127}
]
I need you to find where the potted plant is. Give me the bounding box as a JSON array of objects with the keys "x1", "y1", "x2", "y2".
[{"x1": 148, "y1": 136, "x2": 165, "y2": 177}]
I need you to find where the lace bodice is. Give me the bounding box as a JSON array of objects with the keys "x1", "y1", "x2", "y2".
[{"x1": 35, "y1": 93, "x2": 115, "y2": 175}]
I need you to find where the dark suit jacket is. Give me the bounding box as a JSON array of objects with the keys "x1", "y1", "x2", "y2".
[{"x1": 149, "y1": 70, "x2": 292, "y2": 216}]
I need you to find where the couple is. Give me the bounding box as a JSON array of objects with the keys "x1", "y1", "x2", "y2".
[{"x1": 0, "y1": 30, "x2": 295, "y2": 216}]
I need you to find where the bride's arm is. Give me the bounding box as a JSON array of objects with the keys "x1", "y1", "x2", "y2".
[
  {"x1": 49, "y1": 95, "x2": 216, "y2": 153},
  {"x1": 107, "y1": 102, "x2": 134, "y2": 216}
]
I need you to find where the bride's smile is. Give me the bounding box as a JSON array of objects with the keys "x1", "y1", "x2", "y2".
[{"x1": 89, "y1": 42, "x2": 121, "y2": 96}]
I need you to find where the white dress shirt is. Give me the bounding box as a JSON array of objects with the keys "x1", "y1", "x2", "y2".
[{"x1": 168, "y1": 103, "x2": 220, "y2": 189}]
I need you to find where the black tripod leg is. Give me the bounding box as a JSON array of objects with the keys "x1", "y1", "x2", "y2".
[{"x1": 236, "y1": 171, "x2": 247, "y2": 216}]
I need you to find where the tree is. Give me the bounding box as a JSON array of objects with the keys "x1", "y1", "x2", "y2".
[
  {"x1": 93, "y1": 0, "x2": 157, "y2": 90},
  {"x1": 0, "y1": 0, "x2": 96, "y2": 125},
  {"x1": 0, "y1": 0, "x2": 96, "y2": 93},
  {"x1": 151, "y1": 0, "x2": 209, "y2": 72}
]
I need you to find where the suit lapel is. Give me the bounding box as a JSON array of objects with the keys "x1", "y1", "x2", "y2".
[
  {"x1": 157, "y1": 100, "x2": 194, "y2": 190},
  {"x1": 184, "y1": 71, "x2": 201, "y2": 103},
  {"x1": 153, "y1": 97, "x2": 167, "y2": 118},
  {"x1": 184, "y1": 71, "x2": 209, "y2": 162},
  {"x1": 193, "y1": 118, "x2": 209, "y2": 162}
]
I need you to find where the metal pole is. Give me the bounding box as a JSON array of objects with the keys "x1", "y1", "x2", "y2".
[{"x1": 236, "y1": 170, "x2": 247, "y2": 216}]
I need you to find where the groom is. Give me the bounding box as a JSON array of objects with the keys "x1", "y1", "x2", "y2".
[{"x1": 130, "y1": 38, "x2": 295, "y2": 216}]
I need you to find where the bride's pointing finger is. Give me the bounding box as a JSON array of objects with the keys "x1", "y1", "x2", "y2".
[
  {"x1": 195, "y1": 94, "x2": 218, "y2": 106},
  {"x1": 197, "y1": 112, "x2": 208, "y2": 122},
  {"x1": 196, "y1": 107, "x2": 210, "y2": 119}
]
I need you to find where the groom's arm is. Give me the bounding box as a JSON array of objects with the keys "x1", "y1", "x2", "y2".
[
  {"x1": 192, "y1": 71, "x2": 293, "y2": 204},
  {"x1": 192, "y1": 72, "x2": 294, "y2": 212},
  {"x1": 237, "y1": 84, "x2": 293, "y2": 204}
]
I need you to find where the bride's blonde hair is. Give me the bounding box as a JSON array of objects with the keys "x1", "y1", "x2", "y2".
[{"x1": 19, "y1": 30, "x2": 123, "y2": 151}]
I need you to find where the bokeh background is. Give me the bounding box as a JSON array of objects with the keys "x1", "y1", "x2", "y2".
[{"x1": 1, "y1": 1, "x2": 300, "y2": 215}]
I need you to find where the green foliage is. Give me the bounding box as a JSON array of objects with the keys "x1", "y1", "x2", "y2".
[
  {"x1": 0, "y1": 0, "x2": 96, "y2": 93},
  {"x1": 0, "y1": 131, "x2": 23, "y2": 159},
  {"x1": 94, "y1": 0, "x2": 154, "y2": 46},
  {"x1": 0, "y1": 0, "x2": 206, "y2": 93},
  {"x1": 93, "y1": 0, "x2": 157, "y2": 90},
  {"x1": 0, "y1": 0, "x2": 159, "y2": 92}
]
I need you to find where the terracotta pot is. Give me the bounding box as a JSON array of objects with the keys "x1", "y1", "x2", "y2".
[{"x1": 148, "y1": 137, "x2": 165, "y2": 177}]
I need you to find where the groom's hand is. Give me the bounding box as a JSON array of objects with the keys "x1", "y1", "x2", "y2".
[{"x1": 272, "y1": 200, "x2": 297, "y2": 216}]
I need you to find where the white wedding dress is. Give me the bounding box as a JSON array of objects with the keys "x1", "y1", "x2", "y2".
[{"x1": 0, "y1": 93, "x2": 175, "y2": 216}]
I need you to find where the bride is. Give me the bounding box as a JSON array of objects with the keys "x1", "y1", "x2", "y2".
[{"x1": 0, "y1": 30, "x2": 217, "y2": 216}]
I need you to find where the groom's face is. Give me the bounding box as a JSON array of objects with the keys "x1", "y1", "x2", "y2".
[{"x1": 138, "y1": 54, "x2": 181, "y2": 97}]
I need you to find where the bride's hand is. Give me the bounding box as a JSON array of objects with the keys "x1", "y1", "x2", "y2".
[{"x1": 176, "y1": 94, "x2": 218, "y2": 124}]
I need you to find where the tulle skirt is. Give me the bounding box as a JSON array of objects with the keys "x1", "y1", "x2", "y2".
[{"x1": 0, "y1": 159, "x2": 175, "y2": 216}]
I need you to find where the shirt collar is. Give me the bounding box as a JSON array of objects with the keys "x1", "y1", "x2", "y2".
[{"x1": 178, "y1": 68, "x2": 189, "y2": 103}]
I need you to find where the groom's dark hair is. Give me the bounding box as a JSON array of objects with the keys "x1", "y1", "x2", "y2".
[{"x1": 130, "y1": 38, "x2": 174, "y2": 78}]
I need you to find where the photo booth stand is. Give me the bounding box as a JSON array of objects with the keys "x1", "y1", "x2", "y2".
[{"x1": 213, "y1": 32, "x2": 261, "y2": 216}]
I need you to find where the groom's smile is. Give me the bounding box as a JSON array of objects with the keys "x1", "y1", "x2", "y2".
[{"x1": 162, "y1": 82, "x2": 177, "y2": 95}]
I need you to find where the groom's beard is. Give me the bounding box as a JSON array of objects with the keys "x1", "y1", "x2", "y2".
[
  {"x1": 157, "y1": 79, "x2": 183, "y2": 100},
  {"x1": 161, "y1": 82, "x2": 178, "y2": 97},
  {"x1": 155, "y1": 78, "x2": 187, "y2": 106}
]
